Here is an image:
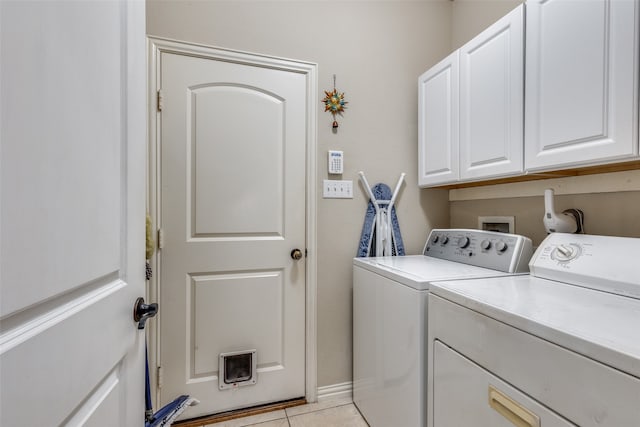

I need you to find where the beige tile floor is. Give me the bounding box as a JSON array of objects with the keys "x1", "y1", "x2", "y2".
[{"x1": 204, "y1": 396, "x2": 369, "y2": 427}]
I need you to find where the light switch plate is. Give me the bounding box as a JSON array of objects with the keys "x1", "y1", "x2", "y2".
[{"x1": 323, "y1": 180, "x2": 353, "y2": 198}]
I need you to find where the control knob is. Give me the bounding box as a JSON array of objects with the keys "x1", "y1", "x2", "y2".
[
  {"x1": 457, "y1": 236, "x2": 470, "y2": 248},
  {"x1": 495, "y1": 241, "x2": 508, "y2": 253},
  {"x1": 441, "y1": 236, "x2": 449, "y2": 244},
  {"x1": 552, "y1": 244, "x2": 581, "y2": 262},
  {"x1": 431, "y1": 234, "x2": 439, "y2": 244},
  {"x1": 480, "y1": 240, "x2": 491, "y2": 250}
]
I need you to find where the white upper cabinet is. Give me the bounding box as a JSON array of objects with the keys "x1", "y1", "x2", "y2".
[
  {"x1": 459, "y1": 5, "x2": 524, "y2": 181},
  {"x1": 525, "y1": 0, "x2": 639, "y2": 171},
  {"x1": 418, "y1": 5, "x2": 524, "y2": 187},
  {"x1": 418, "y1": 51, "x2": 460, "y2": 186}
]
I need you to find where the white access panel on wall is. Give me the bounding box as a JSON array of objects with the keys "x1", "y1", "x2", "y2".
[
  {"x1": 418, "y1": 51, "x2": 460, "y2": 187},
  {"x1": 459, "y1": 5, "x2": 523, "y2": 181},
  {"x1": 524, "y1": 0, "x2": 639, "y2": 171}
]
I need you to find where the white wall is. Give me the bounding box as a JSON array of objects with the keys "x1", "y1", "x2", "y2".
[
  {"x1": 147, "y1": 0, "x2": 451, "y2": 390},
  {"x1": 450, "y1": 171, "x2": 640, "y2": 245},
  {"x1": 451, "y1": 0, "x2": 523, "y2": 49}
]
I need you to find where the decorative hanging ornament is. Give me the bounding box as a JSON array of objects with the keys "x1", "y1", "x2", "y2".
[{"x1": 322, "y1": 74, "x2": 348, "y2": 130}]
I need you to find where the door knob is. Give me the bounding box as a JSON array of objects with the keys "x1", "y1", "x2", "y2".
[
  {"x1": 133, "y1": 297, "x2": 158, "y2": 330},
  {"x1": 291, "y1": 249, "x2": 303, "y2": 260}
]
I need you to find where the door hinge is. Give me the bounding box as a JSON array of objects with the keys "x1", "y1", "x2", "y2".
[
  {"x1": 157, "y1": 366, "x2": 163, "y2": 389},
  {"x1": 157, "y1": 90, "x2": 164, "y2": 112},
  {"x1": 157, "y1": 228, "x2": 164, "y2": 250}
]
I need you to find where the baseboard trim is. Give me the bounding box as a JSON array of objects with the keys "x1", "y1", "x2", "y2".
[{"x1": 316, "y1": 381, "x2": 353, "y2": 402}]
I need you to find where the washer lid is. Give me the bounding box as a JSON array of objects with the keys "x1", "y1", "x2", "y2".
[
  {"x1": 353, "y1": 255, "x2": 517, "y2": 290},
  {"x1": 430, "y1": 275, "x2": 640, "y2": 379}
]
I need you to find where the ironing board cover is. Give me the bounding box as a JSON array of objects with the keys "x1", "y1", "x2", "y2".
[{"x1": 357, "y1": 183, "x2": 405, "y2": 257}]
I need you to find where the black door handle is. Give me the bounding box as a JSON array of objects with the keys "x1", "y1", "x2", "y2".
[{"x1": 133, "y1": 297, "x2": 158, "y2": 330}]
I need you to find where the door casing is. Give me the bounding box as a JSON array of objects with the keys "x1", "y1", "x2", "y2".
[{"x1": 146, "y1": 37, "x2": 318, "y2": 408}]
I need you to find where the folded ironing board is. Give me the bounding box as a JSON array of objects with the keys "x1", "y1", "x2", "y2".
[{"x1": 357, "y1": 173, "x2": 405, "y2": 257}]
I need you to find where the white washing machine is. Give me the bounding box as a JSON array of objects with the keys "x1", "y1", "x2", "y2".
[
  {"x1": 353, "y1": 229, "x2": 533, "y2": 427},
  {"x1": 428, "y1": 233, "x2": 640, "y2": 427}
]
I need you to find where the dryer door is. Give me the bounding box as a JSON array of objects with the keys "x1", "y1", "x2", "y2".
[{"x1": 433, "y1": 341, "x2": 575, "y2": 427}]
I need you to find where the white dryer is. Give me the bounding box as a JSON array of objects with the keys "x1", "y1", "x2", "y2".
[
  {"x1": 353, "y1": 229, "x2": 533, "y2": 427},
  {"x1": 428, "y1": 233, "x2": 640, "y2": 427}
]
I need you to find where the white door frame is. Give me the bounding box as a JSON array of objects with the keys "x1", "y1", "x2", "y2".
[{"x1": 146, "y1": 37, "x2": 318, "y2": 408}]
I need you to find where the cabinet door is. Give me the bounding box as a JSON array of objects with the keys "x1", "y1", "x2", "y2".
[
  {"x1": 460, "y1": 5, "x2": 524, "y2": 181},
  {"x1": 525, "y1": 0, "x2": 638, "y2": 171},
  {"x1": 418, "y1": 51, "x2": 459, "y2": 187}
]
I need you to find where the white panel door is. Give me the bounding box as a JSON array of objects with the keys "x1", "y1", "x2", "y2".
[
  {"x1": 418, "y1": 51, "x2": 460, "y2": 187},
  {"x1": 459, "y1": 5, "x2": 523, "y2": 181},
  {"x1": 525, "y1": 0, "x2": 639, "y2": 171},
  {"x1": 157, "y1": 50, "x2": 308, "y2": 418},
  {"x1": 1, "y1": 1, "x2": 146, "y2": 426}
]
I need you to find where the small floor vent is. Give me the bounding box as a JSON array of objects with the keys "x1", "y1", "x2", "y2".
[{"x1": 219, "y1": 349, "x2": 257, "y2": 390}]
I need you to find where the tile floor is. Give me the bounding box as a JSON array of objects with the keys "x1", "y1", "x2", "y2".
[{"x1": 204, "y1": 396, "x2": 369, "y2": 427}]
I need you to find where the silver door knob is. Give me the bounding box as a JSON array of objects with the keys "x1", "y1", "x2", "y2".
[
  {"x1": 291, "y1": 249, "x2": 303, "y2": 260},
  {"x1": 133, "y1": 297, "x2": 158, "y2": 330}
]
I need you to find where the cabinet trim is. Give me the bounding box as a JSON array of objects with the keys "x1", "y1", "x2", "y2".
[{"x1": 447, "y1": 163, "x2": 640, "y2": 201}]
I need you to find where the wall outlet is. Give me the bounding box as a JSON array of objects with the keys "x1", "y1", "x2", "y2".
[{"x1": 323, "y1": 180, "x2": 353, "y2": 199}]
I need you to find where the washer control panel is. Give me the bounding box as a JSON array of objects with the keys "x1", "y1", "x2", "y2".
[
  {"x1": 530, "y1": 233, "x2": 640, "y2": 299},
  {"x1": 423, "y1": 229, "x2": 533, "y2": 273}
]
